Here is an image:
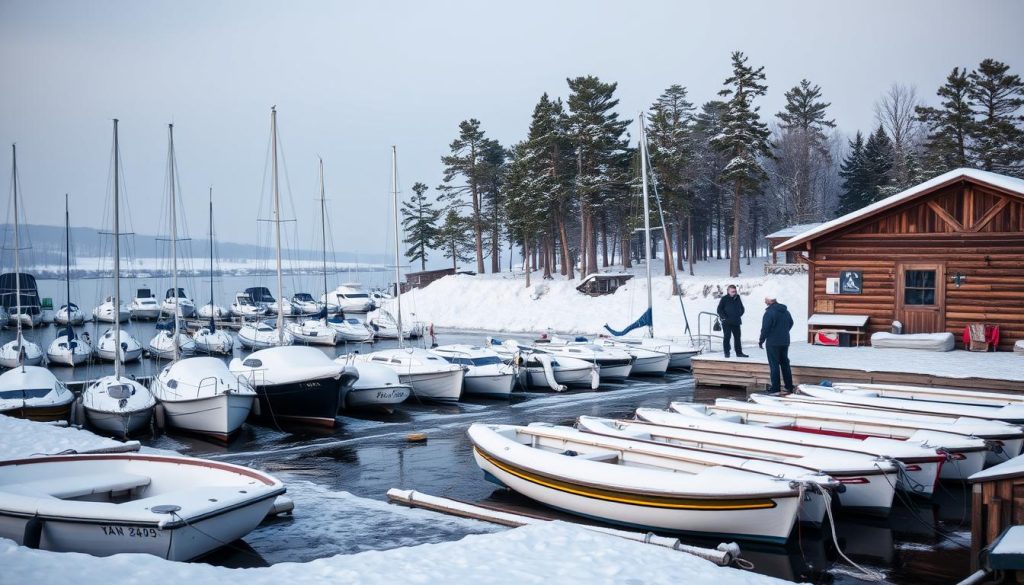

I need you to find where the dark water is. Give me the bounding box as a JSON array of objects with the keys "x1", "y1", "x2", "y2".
[{"x1": 4, "y1": 321, "x2": 973, "y2": 584}]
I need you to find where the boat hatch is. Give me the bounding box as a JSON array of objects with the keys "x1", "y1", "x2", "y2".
[
  {"x1": 107, "y1": 385, "x2": 134, "y2": 399},
  {"x1": 242, "y1": 359, "x2": 263, "y2": 368}
]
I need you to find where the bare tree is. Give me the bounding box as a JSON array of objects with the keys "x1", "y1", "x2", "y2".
[{"x1": 874, "y1": 83, "x2": 924, "y2": 190}]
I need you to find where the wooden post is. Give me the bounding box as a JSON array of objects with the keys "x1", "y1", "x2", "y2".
[{"x1": 972, "y1": 483, "x2": 983, "y2": 572}]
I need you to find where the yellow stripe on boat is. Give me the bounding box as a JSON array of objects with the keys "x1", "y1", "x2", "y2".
[{"x1": 476, "y1": 447, "x2": 778, "y2": 511}]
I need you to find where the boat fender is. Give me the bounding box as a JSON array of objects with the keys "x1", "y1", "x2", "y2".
[
  {"x1": 154, "y1": 403, "x2": 166, "y2": 430},
  {"x1": 251, "y1": 398, "x2": 262, "y2": 417},
  {"x1": 71, "y1": 396, "x2": 85, "y2": 426},
  {"x1": 23, "y1": 517, "x2": 43, "y2": 549}
]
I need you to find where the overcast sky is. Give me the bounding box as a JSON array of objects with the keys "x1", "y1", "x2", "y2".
[{"x1": 2, "y1": 0, "x2": 1022, "y2": 262}]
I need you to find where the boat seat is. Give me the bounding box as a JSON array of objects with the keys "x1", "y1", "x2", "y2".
[
  {"x1": 2, "y1": 472, "x2": 151, "y2": 500},
  {"x1": 569, "y1": 451, "x2": 619, "y2": 463}
]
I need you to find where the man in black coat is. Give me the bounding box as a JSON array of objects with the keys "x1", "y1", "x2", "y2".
[
  {"x1": 758, "y1": 296, "x2": 795, "y2": 394},
  {"x1": 716, "y1": 284, "x2": 747, "y2": 358}
]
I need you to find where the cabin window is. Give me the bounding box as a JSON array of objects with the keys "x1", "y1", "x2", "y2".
[
  {"x1": 904, "y1": 270, "x2": 937, "y2": 305},
  {"x1": 242, "y1": 359, "x2": 262, "y2": 368}
]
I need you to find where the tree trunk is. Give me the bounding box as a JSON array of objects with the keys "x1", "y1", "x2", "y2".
[
  {"x1": 676, "y1": 211, "x2": 684, "y2": 272},
  {"x1": 558, "y1": 212, "x2": 574, "y2": 279},
  {"x1": 687, "y1": 214, "x2": 695, "y2": 276},
  {"x1": 524, "y1": 236, "x2": 531, "y2": 288},
  {"x1": 663, "y1": 228, "x2": 672, "y2": 276},
  {"x1": 470, "y1": 145, "x2": 485, "y2": 274},
  {"x1": 601, "y1": 217, "x2": 609, "y2": 268},
  {"x1": 491, "y1": 211, "x2": 500, "y2": 273},
  {"x1": 543, "y1": 236, "x2": 553, "y2": 279},
  {"x1": 587, "y1": 209, "x2": 598, "y2": 276},
  {"x1": 621, "y1": 222, "x2": 632, "y2": 269},
  {"x1": 730, "y1": 183, "x2": 742, "y2": 277}
]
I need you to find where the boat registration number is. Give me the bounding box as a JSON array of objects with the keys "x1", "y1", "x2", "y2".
[
  {"x1": 101, "y1": 525, "x2": 159, "y2": 538},
  {"x1": 376, "y1": 390, "x2": 403, "y2": 399}
]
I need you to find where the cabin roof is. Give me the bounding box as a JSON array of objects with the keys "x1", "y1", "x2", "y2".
[
  {"x1": 777, "y1": 168, "x2": 1024, "y2": 251},
  {"x1": 765, "y1": 222, "x2": 824, "y2": 241}
]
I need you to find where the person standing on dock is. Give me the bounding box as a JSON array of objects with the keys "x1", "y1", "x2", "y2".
[
  {"x1": 758, "y1": 296, "x2": 794, "y2": 394},
  {"x1": 716, "y1": 285, "x2": 747, "y2": 358}
]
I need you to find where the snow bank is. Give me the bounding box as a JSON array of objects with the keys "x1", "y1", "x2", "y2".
[
  {"x1": 0, "y1": 521, "x2": 790, "y2": 585},
  {"x1": 403, "y1": 258, "x2": 807, "y2": 343},
  {"x1": 0, "y1": 415, "x2": 138, "y2": 460}
]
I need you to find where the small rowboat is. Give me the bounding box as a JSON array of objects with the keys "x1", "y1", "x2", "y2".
[
  {"x1": 468, "y1": 423, "x2": 804, "y2": 544},
  {"x1": 825, "y1": 382, "x2": 1024, "y2": 409},
  {"x1": 0, "y1": 453, "x2": 285, "y2": 561},
  {"x1": 797, "y1": 384, "x2": 1024, "y2": 424}
]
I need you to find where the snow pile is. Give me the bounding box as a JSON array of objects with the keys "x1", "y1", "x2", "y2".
[
  {"x1": 0, "y1": 415, "x2": 138, "y2": 460},
  {"x1": 0, "y1": 521, "x2": 790, "y2": 585},
  {"x1": 403, "y1": 258, "x2": 807, "y2": 342}
]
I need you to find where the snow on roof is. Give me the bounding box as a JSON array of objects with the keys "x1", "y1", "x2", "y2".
[
  {"x1": 778, "y1": 168, "x2": 1024, "y2": 250},
  {"x1": 765, "y1": 222, "x2": 824, "y2": 240},
  {"x1": 970, "y1": 454, "x2": 1024, "y2": 483}
]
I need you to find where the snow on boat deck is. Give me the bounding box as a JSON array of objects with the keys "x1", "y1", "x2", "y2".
[
  {"x1": 693, "y1": 342, "x2": 1024, "y2": 392},
  {"x1": 0, "y1": 414, "x2": 140, "y2": 460}
]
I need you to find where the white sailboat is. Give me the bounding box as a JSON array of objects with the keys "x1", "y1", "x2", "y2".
[
  {"x1": 128, "y1": 287, "x2": 161, "y2": 320},
  {"x1": 487, "y1": 338, "x2": 599, "y2": 390},
  {"x1": 322, "y1": 282, "x2": 375, "y2": 313},
  {"x1": 328, "y1": 315, "x2": 374, "y2": 342},
  {"x1": 334, "y1": 357, "x2": 411, "y2": 412},
  {"x1": 148, "y1": 124, "x2": 196, "y2": 361},
  {"x1": 47, "y1": 195, "x2": 93, "y2": 366},
  {"x1": 287, "y1": 158, "x2": 339, "y2": 346},
  {"x1": 601, "y1": 116, "x2": 700, "y2": 370},
  {"x1": 432, "y1": 344, "x2": 515, "y2": 398},
  {"x1": 356, "y1": 146, "x2": 464, "y2": 403},
  {"x1": 150, "y1": 356, "x2": 256, "y2": 441},
  {"x1": 0, "y1": 144, "x2": 43, "y2": 368},
  {"x1": 193, "y1": 188, "x2": 235, "y2": 356},
  {"x1": 230, "y1": 291, "x2": 267, "y2": 318},
  {"x1": 82, "y1": 119, "x2": 156, "y2": 438},
  {"x1": 92, "y1": 296, "x2": 130, "y2": 323},
  {"x1": 238, "y1": 107, "x2": 294, "y2": 350}
]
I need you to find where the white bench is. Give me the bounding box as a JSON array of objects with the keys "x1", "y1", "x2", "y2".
[
  {"x1": 2, "y1": 472, "x2": 151, "y2": 499},
  {"x1": 807, "y1": 314, "x2": 869, "y2": 347}
]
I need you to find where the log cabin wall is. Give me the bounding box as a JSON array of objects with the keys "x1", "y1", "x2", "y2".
[{"x1": 801, "y1": 179, "x2": 1024, "y2": 351}]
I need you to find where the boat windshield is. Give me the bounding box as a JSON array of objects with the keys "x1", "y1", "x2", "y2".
[{"x1": 0, "y1": 388, "x2": 53, "y2": 399}]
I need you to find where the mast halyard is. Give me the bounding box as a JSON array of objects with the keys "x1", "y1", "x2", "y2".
[
  {"x1": 65, "y1": 194, "x2": 72, "y2": 338},
  {"x1": 391, "y1": 146, "x2": 403, "y2": 349},
  {"x1": 271, "y1": 107, "x2": 285, "y2": 344},
  {"x1": 208, "y1": 187, "x2": 215, "y2": 331},
  {"x1": 319, "y1": 157, "x2": 328, "y2": 324},
  {"x1": 168, "y1": 124, "x2": 180, "y2": 361},
  {"x1": 639, "y1": 116, "x2": 654, "y2": 338},
  {"x1": 113, "y1": 119, "x2": 122, "y2": 380},
  {"x1": 11, "y1": 145, "x2": 23, "y2": 370}
]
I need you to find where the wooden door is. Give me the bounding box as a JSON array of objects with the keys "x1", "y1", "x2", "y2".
[{"x1": 895, "y1": 262, "x2": 946, "y2": 334}]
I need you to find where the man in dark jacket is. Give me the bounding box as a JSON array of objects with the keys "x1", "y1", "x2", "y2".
[
  {"x1": 716, "y1": 285, "x2": 747, "y2": 358},
  {"x1": 758, "y1": 296, "x2": 794, "y2": 394}
]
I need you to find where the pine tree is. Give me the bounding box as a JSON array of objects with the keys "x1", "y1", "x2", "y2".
[
  {"x1": 775, "y1": 79, "x2": 836, "y2": 222},
  {"x1": 690, "y1": 100, "x2": 730, "y2": 268},
  {"x1": 863, "y1": 125, "x2": 894, "y2": 203},
  {"x1": 478, "y1": 139, "x2": 507, "y2": 273},
  {"x1": 503, "y1": 142, "x2": 549, "y2": 287},
  {"x1": 435, "y1": 207, "x2": 474, "y2": 271},
  {"x1": 565, "y1": 75, "x2": 631, "y2": 277},
  {"x1": 438, "y1": 119, "x2": 493, "y2": 273},
  {"x1": 401, "y1": 182, "x2": 440, "y2": 271},
  {"x1": 712, "y1": 51, "x2": 771, "y2": 278},
  {"x1": 916, "y1": 67, "x2": 973, "y2": 175},
  {"x1": 838, "y1": 132, "x2": 868, "y2": 215},
  {"x1": 647, "y1": 84, "x2": 696, "y2": 275},
  {"x1": 968, "y1": 59, "x2": 1024, "y2": 176}
]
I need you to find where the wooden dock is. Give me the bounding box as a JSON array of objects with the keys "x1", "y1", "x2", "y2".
[{"x1": 692, "y1": 343, "x2": 1024, "y2": 393}]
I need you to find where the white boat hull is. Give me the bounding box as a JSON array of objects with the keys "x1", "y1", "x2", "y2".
[
  {"x1": 628, "y1": 353, "x2": 670, "y2": 376},
  {"x1": 193, "y1": 330, "x2": 234, "y2": 355},
  {"x1": 464, "y1": 372, "x2": 515, "y2": 398},
  {"x1": 160, "y1": 393, "x2": 254, "y2": 440},
  {"x1": 46, "y1": 339, "x2": 92, "y2": 367},
  {"x1": 598, "y1": 363, "x2": 632, "y2": 381},
  {"x1": 399, "y1": 370, "x2": 464, "y2": 403},
  {"x1": 85, "y1": 406, "x2": 153, "y2": 438},
  {"x1": 0, "y1": 341, "x2": 43, "y2": 368},
  {"x1": 344, "y1": 385, "x2": 411, "y2": 410}
]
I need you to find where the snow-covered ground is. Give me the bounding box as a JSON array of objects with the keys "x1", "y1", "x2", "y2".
[{"x1": 403, "y1": 258, "x2": 807, "y2": 344}]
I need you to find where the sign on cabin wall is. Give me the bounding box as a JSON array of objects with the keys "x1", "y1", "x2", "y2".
[{"x1": 840, "y1": 271, "x2": 863, "y2": 294}]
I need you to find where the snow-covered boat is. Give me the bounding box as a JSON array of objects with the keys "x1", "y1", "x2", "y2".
[
  {"x1": 230, "y1": 346, "x2": 357, "y2": 427},
  {"x1": 53, "y1": 303, "x2": 86, "y2": 326},
  {"x1": 610, "y1": 337, "x2": 701, "y2": 370},
  {"x1": 129, "y1": 288, "x2": 161, "y2": 320},
  {"x1": 825, "y1": 382, "x2": 1024, "y2": 409},
  {"x1": 82, "y1": 375, "x2": 156, "y2": 438},
  {"x1": 246, "y1": 286, "x2": 293, "y2": 316},
  {"x1": 432, "y1": 344, "x2": 516, "y2": 398},
  {"x1": 328, "y1": 315, "x2": 374, "y2": 342},
  {"x1": 367, "y1": 308, "x2": 415, "y2": 340},
  {"x1": 197, "y1": 302, "x2": 227, "y2": 320},
  {"x1": 0, "y1": 453, "x2": 285, "y2": 560},
  {"x1": 468, "y1": 423, "x2": 804, "y2": 543},
  {"x1": 487, "y1": 338, "x2": 599, "y2": 391},
  {"x1": 161, "y1": 287, "x2": 195, "y2": 318},
  {"x1": 0, "y1": 338, "x2": 43, "y2": 368},
  {"x1": 591, "y1": 337, "x2": 669, "y2": 376},
  {"x1": 290, "y1": 292, "x2": 322, "y2": 315},
  {"x1": 532, "y1": 337, "x2": 633, "y2": 381},
  {"x1": 286, "y1": 316, "x2": 338, "y2": 346},
  {"x1": 578, "y1": 416, "x2": 897, "y2": 517},
  {"x1": 238, "y1": 319, "x2": 294, "y2": 350},
  {"x1": 336, "y1": 358, "x2": 412, "y2": 411},
  {"x1": 713, "y1": 397, "x2": 996, "y2": 480},
  {"x1": 94, "y1": 328, "x2": 143, "y2": 363},
  {"x1": 644, "y1": 403, "x2": 945, "y2": 498},
  {"x1": 0, "y1": 273, "x2": 43, "y2": 328},
  {"x1": 354, "y1": 348, "x2": 465, "y2": 403},
  {"x1": 323, "y1": 283, "x2": 375, "y2": 313},
  {"x1": 147, "y1": 327, "x2": 196, "y2": 360},
  {"x1": 230, "y1": 292, "x2": 267, "y2": 318},
  {"x1": 193, "y1": 324, "x2": 234, "y2": 355},
  {"x1": 46, "y1": 328, "x2": 93, "y2": 367},
  {"x1": 797, "y1": 384, "x2": 1024, "y2": 424},
  {"x1": 0, "y1": 366, "x2": 74, "y2": 421},
  {"x1": 150, "y1": 357, "x2": 256, "y2": 440},
  {"x1": 93, "y1": 296, "x2": 130, "y2": 323}
]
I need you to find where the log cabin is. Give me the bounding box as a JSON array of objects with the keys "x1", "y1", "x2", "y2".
[{"x1": 776, "y1": 169, "x2": 1024, "y2": 351}]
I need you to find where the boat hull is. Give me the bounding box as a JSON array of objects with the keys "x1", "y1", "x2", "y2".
[
  {"x1": 628, "y1": 353, "x2": 670, "y2": 376},
  {"x1": 85, "y1": 406, "x2": 153, "y2": 439},
  {"x1": 45, "y1": 347, "x2": 92, "y2": 367},
  {"x1": 464, "y1": 372, "x2": 515, "y2": 398},
  {"x1": 160, "y1": 393, "x2": 254, "y2": 441},
  {"x1": 398, "y1": 370, "x2": 464, "y2": 403},
  {"x1": 249, "y1": 377, "x2": 342, "y2": 428},
  {"x1": 0, "y1": 401, "x2": 73, "y2": 423},
  {"x1": 472, "y1": 446, "x2": 799, "y2": 544},
  {"x1": 597, "y1": 362, "x2": 632, "y2": 381},
  {"x1": 95, "y1": 346, "x2": 143, "y2": 363},
  {"x1": 344, "y1": 385, "x2": 411, "y2": 411}
]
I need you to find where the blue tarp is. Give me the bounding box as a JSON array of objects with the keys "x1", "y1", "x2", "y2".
[{"x1": 604, "y1": 308, "x2": 652, "y2": 337}]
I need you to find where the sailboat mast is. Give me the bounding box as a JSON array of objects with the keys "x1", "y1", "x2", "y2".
[
  {"x1": 319, "y1": 157, "x2": 328, "y2": 322},
  {"x1": 271, "y1": 107, "x2": 284, "y2": 343},
  {"x1": 168, "y1": 124, "x2": 179, "y2": 359},
  {"x1": 391, "y1": 146, "x2": 403, "y2": 348},
  {"x1": 11, "y1": 144, "x2": 23, "y2": 369},
  {"x1": 65, "y1": 194, "x2": 71, "y2": 334},
  {"x1": 208, "y1": 187, "x2": 215, "y2": 330},
  {"x1": 113, "y1": 119, "x2": 122, "y2": 379},
  {"x1": 639, "y1": 116, "x2": 654, "y2": 337}
]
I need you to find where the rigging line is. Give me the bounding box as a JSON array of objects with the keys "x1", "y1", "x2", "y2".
[{"x1": 645, "y1": 143, "x2": 692, "y2": 339}]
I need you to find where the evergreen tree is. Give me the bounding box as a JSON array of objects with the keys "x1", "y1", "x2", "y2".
[
  {"x1": 712, "y1": 51, "x2": 771, "y2": 278},
  {"x1": 503, "y1": 142, "x2": 549, "y2": 287},
  {"x1": 438, "y1": 119, "x2": 493, "y2": 273},
  {"x1": 968, "y1": 59, "x2": 1024, "y2": 176},
  {"x1": 862, "y1": 125, "x2": 894, "y2": 203},
  {"x1": 478, "y1": 139, "x2": 507, "y2": 273},
  {"x1": 838, "y1": 131, "x2": 868, "y2": 215},
  {"x1": 401, "y1": 182, "x2": 440, "y2": 271},
  {"x1": 647, "y1": 84, "x2": 696, "y2": 275},
  {"x1": 691, "y1": 100, "x2": 730, "y2": 268},
  {"x1": 775, "y1": 79, "x2": 836, "y2": 222},
  {"x1": 565, "y1": 75, "x2": 631, "y2": 277},
  {"x1": 916, "y1": 67, "x2": 973, "y2": 174},
  {"x1": 435, "y1": 207, "x2": 474, "y2": 271}
]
